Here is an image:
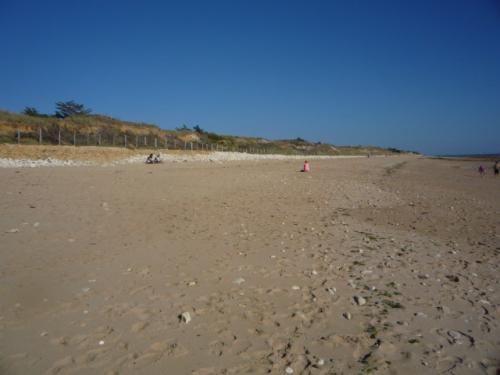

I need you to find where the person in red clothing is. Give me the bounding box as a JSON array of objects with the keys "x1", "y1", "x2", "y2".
[{"x1": 302, "y1": 160, "x2": 310, "y2": 172}]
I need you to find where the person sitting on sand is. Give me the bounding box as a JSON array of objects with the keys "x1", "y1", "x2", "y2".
[
  {"x1": 302, "y1": 160, "x2": 310, "y2": 172},
  {"x1": 494, "y1": 161, "x2": 499, "y2": 176},
  {"x1": 153, "y1": 154, "x2": 161, "y2": 163},
  {"x1": 146, "y1": 153, "x2": 154, "y2": 164},
  {"x1": 478, "y1": 165, "x2": 485, "y2": 175}
]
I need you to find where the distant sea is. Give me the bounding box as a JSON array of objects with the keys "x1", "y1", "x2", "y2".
[{"x1": 438, "y1": 153, "x2": 500, "y2": 158}]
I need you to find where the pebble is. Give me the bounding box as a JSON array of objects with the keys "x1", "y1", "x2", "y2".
[
  {"x1": 180, "y1": 312, "x2": 192, "y2": 324},
  {"x1": 291, "y1": 285, "x2": 300, "y2": 290},
  {"x1": 99, "y1": 340, "x2": 105, "y2": 346},
  {"x1": 285, "y1": 367, "x2": 294, "y2": 374},
  {"x1": 233, "y1": 277, "x2": 245, "y2": 285},
  {"x1": 317, "y1": 358, "x2": 325, "y2": 366},
  {"x1": 354, "y1": 296, "x2": 366, "y2": 306},
  {"x1": 343, "y1": 312, "x2": 352, "y2": 320}
]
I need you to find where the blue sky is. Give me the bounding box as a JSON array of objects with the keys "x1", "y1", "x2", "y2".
[{"x1": 1, "y1": 0, "x2": 499, "y2": 155}]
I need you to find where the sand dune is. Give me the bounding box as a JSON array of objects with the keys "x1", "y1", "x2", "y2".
[{"x1": 0, "y1": 156, "x2": 498, "y2": 374}]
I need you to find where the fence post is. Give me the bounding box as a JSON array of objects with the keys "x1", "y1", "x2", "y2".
[
  {"x1": 124, "y1": 134, "x2": 127, "y2": 148},
  {"x1": 73, "y1": 131, "x2": 76, "y2": 146},
  {"x1": 144, "y1": 136, "x2": 147, "y2": 146},
  {"x1": 154, "y1": 137, "x2": 157, "y2": 148},
  {"x1": 184, "y1": 141, "x2": 187, "y2": 150},
  {"x1": 98, "y1": 134, "x2": 101, "y2": 146},
  {"x1": 58, "y1": 127, "x2": 61, "y2": 145},
  {"x1": 190, "y1": 142, "x2": 193, "y2": 151},
  {"x1": 135, "y1": 136, "x2": 138, "y2": 148},
  {"x1": 17, "y1": 129, "x2": 20, "y2": 144},
  {"x1": 39, "y1": 127, "x2": 42, "y2": 144}
]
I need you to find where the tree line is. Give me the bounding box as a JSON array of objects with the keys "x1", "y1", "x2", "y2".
[{"x1": 23, "y1": 100, "x2": 92, "y2": 119}]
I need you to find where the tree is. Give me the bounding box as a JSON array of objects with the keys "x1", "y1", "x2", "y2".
[
  {"x1": 176, "y1": 124, "x2": 191, "y2": 131},
  {"x1": 23, "y1": 107, "x2": 41, "y2": 116},
  {"x1": 55, "y1": 100, "x2": 92, "y2": 118},
  {"x1": 23, "y1": 107, "x2": 50, "y2": 117},
  {"x1": 193, "y1": 125, "x2": 205, "y2": 134}
]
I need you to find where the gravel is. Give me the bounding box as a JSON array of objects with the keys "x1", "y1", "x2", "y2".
[{"x1": 0, "y1": 152, "x2": 364, "y2": 168}]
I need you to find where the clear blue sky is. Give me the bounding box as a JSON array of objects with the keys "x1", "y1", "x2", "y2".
[{"x1": 1, "y1": 0, "x2": 499, "y2": 155}]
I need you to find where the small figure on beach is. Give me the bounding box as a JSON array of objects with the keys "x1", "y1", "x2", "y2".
[
  {"x1": 478, "y1": 165, "x2": 485, "y2": 175},
  {"x1": 154, "y1": 154, "x2": 161, "y2": 163},
  {"x1": 302, "y1": 160, "x2": 310, "y2": 172},
  {"x1": 494, "y1": 161, "x2": 499, "y2": 176},
  {"x1": 146, "y1": 153, "x2": 154, "y2": 164}
]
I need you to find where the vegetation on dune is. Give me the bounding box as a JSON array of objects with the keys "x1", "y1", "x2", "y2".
[{"x1": 0, "y1": 103, "x2": 416, "y2": 155}]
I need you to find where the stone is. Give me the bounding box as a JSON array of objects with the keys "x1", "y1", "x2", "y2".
[
  {"x1": 180, "y1": 312, "x2": 191, "y2": 324},
  {"x1": 343, "y1": 312, "x2": 352, "y2": 320},
  {"x1": 233, "y1": 277, "x2": 245, "y2": 285},
  {"x1": 285, "y1": 367, "x2": 294, "y2": 374},
  {"x1": 354, "y1": 296, "x2": 366, "y2": 306}
]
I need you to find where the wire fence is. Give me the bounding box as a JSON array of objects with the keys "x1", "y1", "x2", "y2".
[{"x1": 4, "y1": 127, "x2": 306, "y2": 154}]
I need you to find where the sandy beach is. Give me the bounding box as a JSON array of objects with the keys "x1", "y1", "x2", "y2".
[{"x1": 0, "y1": 155, "x2": 499, "y2": 375}]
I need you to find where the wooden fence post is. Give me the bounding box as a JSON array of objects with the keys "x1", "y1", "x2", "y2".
[
  {"x1": 124, "y1": 134, "x2": 127, "y2": 148},
  {"x1": 58, "y1": 127, "x2": 61, "y2": 145},
  {"x1": 73, "y1": 131, "x2": 76, "y2": 146},
  {"x1": 17, "y1": 129, "x2": 20, "y2": 144},
  {"x1": 39, "y1": 127, "x2": 42, "y2": 144}
]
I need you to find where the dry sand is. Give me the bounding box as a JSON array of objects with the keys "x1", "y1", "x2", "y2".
[{"x1": 0, "y1": 155, "x2": 499, "y2": 375}]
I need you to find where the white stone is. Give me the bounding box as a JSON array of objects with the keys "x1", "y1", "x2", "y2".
[
  {"x1": 354, "y1": 296, "x2": 366, "y2": 306},
  {"x1": 233, "y1": 277, "x2": 245, "y2": 285},
  {"x1": 180, "y1": 312, "x2": 192, "y2": 324}
]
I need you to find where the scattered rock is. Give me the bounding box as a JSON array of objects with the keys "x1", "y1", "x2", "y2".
[
  {"x1": 180, "y1": 312, "x2": 191, "y2": 324},
  {"x1": 291, "y1": 285, "x2": 300, "y2": 290},
  {"x1": 285, "y1": 367, "x2": 294, "y2": 374},
  {"x1": 354, "y1": 296, "x2": 366, "y2": 306},
  {"x1": 343, "y1": 312, "x2": 352, "y2": 320},
  {"x1": 233, "y1": 277, "x2": 245, "y2": 285},
  {"x1": 5, "y1": 228, "x2": 19, "y2": 233}
]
